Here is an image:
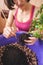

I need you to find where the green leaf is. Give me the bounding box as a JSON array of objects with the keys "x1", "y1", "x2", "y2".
[{"x1": 33, "y1": 31, "x2": 41, "y2": 38}]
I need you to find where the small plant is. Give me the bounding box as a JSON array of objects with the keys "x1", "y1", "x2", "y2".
[{"x1": 28, "y1": 4, "x2": 43, "y2": 39}]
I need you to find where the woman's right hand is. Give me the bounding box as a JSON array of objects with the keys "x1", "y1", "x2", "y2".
[
  {"x1": 24, "y1": 37, "x2": 37, "y2": 45},
  {"x1": 3, "y1": 26, "x2": 16, "y2": 38}
]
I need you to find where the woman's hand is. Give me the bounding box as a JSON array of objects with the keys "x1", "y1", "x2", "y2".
[
  {"x1": 3, "y1": 26, "x2": 17, "y2": 38},
  {"x1": 24, "y1": 37, "x2": 37, "y2": 45}
]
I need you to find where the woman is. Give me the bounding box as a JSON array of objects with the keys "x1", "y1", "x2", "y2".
[
  {"x1": 0, "y1": 0, "x2": 40, "y2": 46},
  {"x1": 0, "y1": 0, "x2": 43, "y2": 65}
]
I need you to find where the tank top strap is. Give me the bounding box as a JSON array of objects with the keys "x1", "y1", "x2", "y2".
[
  {"x1": 30, "y1": 5, "x2": 35, "y2": 20},
  {"x1": 14, "y1": 5, "x2": 35, "y2": 20},
  {"x1": 14, "y1": 8, "x2": 18, "y2": 18}
]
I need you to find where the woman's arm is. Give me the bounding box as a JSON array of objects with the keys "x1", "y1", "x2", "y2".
[
  {"x1": 5, "y1": 10, "x2": 14, "y2": 27},
  {"x1": 3, "y1": 10, "x2": 17, "y2": 38}
]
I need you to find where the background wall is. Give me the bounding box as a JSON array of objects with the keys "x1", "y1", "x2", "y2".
[
  {"x1": 0, "y1": 0, "x2": 8, "y2": 33},
  {"x1": 0, "y1": 0, "x2": 8, "y2": 11},
  {"x1": 30, "y1": 0, "x2": 43, "y2": 7}
]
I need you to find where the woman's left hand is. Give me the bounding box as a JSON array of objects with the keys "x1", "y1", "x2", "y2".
[{"x1": 24, "y1": 37, "x2": 37, "y2": 45}]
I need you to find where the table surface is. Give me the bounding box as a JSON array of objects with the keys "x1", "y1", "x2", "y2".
[{"x1": 16, "y1": 31, "x2": 43, "y2": 65}]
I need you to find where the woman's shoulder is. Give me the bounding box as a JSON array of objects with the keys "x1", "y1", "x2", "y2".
[
  {"x1": 9, "y1": 9, "x2": 17, "y2": 16},
  {"x1": 9, "y1": 5, "x2": 18, "y2": 16}
]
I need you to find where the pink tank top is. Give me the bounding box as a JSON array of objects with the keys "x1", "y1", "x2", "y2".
[{"x1": 14, "y1": 5, "x2": 35, "y2": 32}]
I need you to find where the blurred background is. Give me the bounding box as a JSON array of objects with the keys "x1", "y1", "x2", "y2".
[{"x1": 0, "y1": 0, "x2": 9, "y2": 34}]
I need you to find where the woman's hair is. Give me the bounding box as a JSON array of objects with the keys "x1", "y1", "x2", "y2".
[
  {"x1": 4, "y1": 0, "x2": 30, "y2": 10},
  {"x1": 26, "y1": 0, "x2": 30, "y2": 2},
  {"x1": 0, "y1": 43, "x2": 38, "y2": 65},
  {"x1": 4, "y1": 0, "x2": 15, "y2": 10}
]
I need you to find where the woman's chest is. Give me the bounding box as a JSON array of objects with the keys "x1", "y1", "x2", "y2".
[
  {"x1": 14, "y1": 7, "x2": 40, "y2": 23},
  {"x1": 15, "y1": 11, "x2": 32, "y2": 31},
  {"x1": 16, "y1": 7, "x2": 38, "y2": 22},
  {"x1": 16, "y1": 9, "x2": 31, "y2": 23}
]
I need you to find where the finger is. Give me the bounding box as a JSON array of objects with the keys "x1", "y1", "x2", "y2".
[
  {"x1": 24, "y1": 40, "x2": 32, "y2": 43},
  {"x1": 7, "y1": 27, "x2": 12, "y2": 32},
  {"x1": 28, "y1": 37, "x2": 37, "y2": 40},
  {"x1": 11, "y1": 27, "x2": 17, "y2": 33},
  {"x1": 24, "y1": 39, "x2": 36, "y2": 45},
  {"x1": 3, "y1": 30, "x2": 11, "y2": 38},
  {"x1": 11, "y1": 27, "x2": 16, "y2": 36},
  {"x1": 10, "y1": 32, "x2": 16, "y2": 36},
  {"x1": 3, "y1": 27, "x2": 11, "y2": 34},
  {"x1": 3, "y1": 32, "x2": 10, "y2": 38},
  {"x1": 6, "y1": 27, "x2": 15, "y2": 36}
]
